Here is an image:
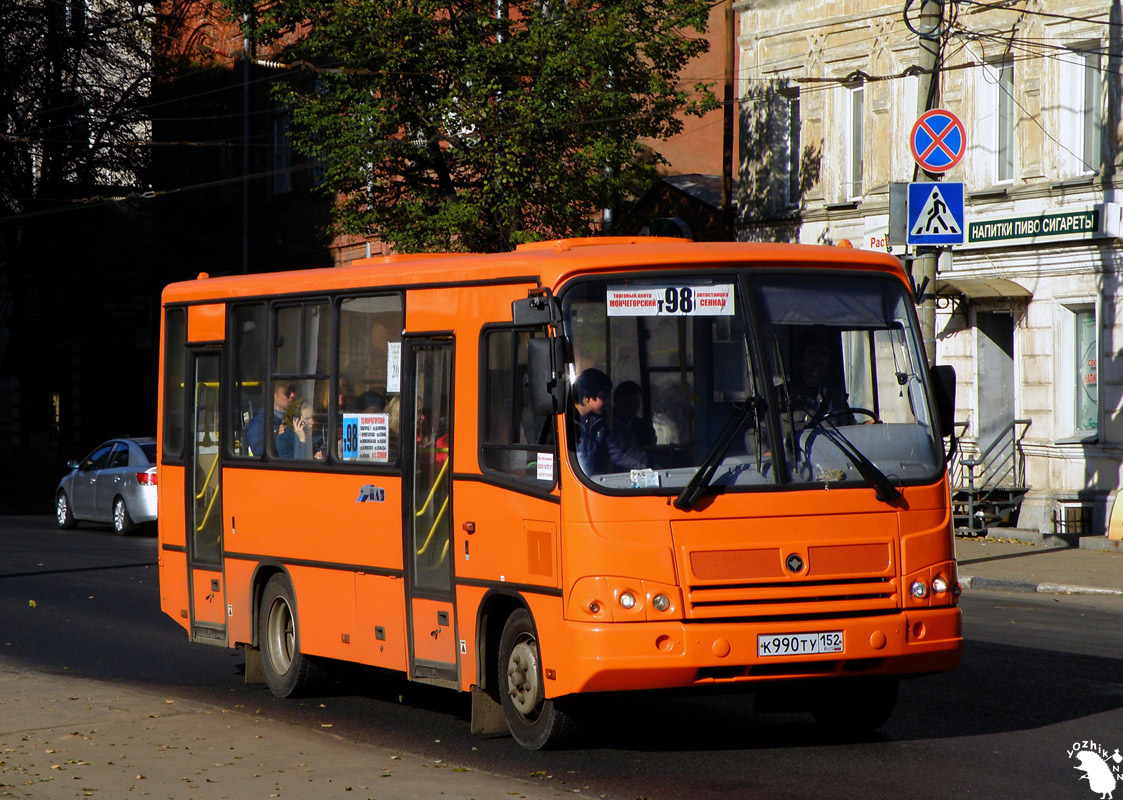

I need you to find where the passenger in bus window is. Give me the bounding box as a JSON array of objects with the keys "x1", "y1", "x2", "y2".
[
  {"x1": 788, "y1": 332, "x2": 853, "y2": 427},
  {"x1": 277, "y1": 398, "x2": 321, "y2": 460},
  {"x1": 574, "y1": 368, "x2": 648, "y2": 475},
  {"x1": 612, "y1": 380, "x2": 657, "y2": 450},
  {"x1": 247, "y1": 382, "x2": 294, "y2": 456}
]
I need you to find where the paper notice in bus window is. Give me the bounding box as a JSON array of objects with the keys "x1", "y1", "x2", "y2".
[
  {"x1": 606, "y1": 285, "x2": 735, "y2": 317},
  {"x1": 387, "y1": 342, "x2": 402, "y2": 394},
  {"x1": 536, "y1": 452, "x2": 554, "y2": 482},
  {"x1": 341, "y1": 413, "x2": 390, "y2": 462}
]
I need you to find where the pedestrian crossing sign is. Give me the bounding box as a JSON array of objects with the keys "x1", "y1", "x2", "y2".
[{"x1": 907, "y1": 182, "x2": 965, "y2": 245}]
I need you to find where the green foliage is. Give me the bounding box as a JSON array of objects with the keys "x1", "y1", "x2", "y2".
[{"x1": 241, "y1": 0, "x2": 716, "y2": 252}]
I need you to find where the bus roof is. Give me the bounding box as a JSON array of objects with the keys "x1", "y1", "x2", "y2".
[{"x1": 161, "y1": 238, "x2": 907, "y2": 305}]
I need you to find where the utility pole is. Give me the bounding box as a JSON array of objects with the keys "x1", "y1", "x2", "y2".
[
  {"x1": 912, "y1": 0, "x2": 943, "y2": 366},
  {"x1": 722, "y1": 0, "x2": 735, "y2": 240}
]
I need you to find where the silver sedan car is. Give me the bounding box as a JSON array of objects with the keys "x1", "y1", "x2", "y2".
[{"x1": 56, "y1": 437, "x2": 158, "y2": 535}]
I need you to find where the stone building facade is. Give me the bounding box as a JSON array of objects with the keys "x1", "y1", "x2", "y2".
[{"x1": 736, "y1": 0, "x2": 1123, "y2": 535}]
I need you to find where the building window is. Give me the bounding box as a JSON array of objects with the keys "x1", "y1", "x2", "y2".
[
  {"x1": 977, "y1": 59, "x2": 1014, "y2": 185},
  {"x1": 784, "y1": 92, "x2": 801, "y2": 207},
  {"x1": 1075, "y1": 308, "x2": 1098, "y2": 434},
  {"x1": 842, "y1": 82, "x2": 864, "y2": 199},
  {"x1": 995, "y1": 59, "x2": 1014, "y2": 182},
  {"x1": 1060, "y1": 45, "x2": 1102, "y2": 176},
  {"x1": 1057, "y1": 303, "x2": 1098, "y2": 440},
  {"x1": 272, "y1": 108, "x2": 292, "y2": 195}
]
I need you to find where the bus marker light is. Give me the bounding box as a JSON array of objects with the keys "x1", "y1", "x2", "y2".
[
  {"x1": 588, "y1": 601, "x2": 601, "y2": 615},
  {"x1": 910, "y1": 581, "x2": 929, "y2": 599},
  {"x1": 619, "y1": 592, "x2": 636, "y2": 610},
  {"x1": 652, "y1": 594, "x2": 670, "y2": 612}
]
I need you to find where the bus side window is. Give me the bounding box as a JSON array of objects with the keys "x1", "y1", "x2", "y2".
[
  {"x1": 336, "y1": 295, "x2": 403, "y2": 464},
  {"x1": 231, "y1": 303, "x2": 266, "y2": 458},
  {"x1": 162, "y1": 307, "x2": 187, "y2": 461},
  {"x1": 480, "y1": 328, "x2": 555, "y2": 486}
]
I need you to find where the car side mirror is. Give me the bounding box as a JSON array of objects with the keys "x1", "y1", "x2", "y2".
[{"x1": 67, "y1": 459, "x2": 80, "y2": 471}]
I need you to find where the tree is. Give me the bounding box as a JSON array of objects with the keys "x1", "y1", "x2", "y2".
[{"x1": 243, "y1": 0, "x2": 717, "y2": 252}]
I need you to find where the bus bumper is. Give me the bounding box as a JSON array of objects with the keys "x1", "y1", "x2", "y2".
[{"x1": 548, "y1": 607, "x2": 961, "y2": 696}]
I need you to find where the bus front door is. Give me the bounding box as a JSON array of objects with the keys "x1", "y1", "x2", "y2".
[
  {"x1": 186, "y1": 350, "x2": 226, "y2": 644},
  {"x1": 404, "y1": 339, "x2": 458, "y2": 686}
]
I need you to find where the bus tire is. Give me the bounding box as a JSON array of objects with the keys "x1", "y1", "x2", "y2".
[
  {"x1": 259, "y1": 573, "x2": 322, "y2": 698},
  {"x1": 811, "y1": 676, "x2": 899, "y2": 733},
  {"x1": 497, "y1": 608, "x2": 576, "y2": 750}
]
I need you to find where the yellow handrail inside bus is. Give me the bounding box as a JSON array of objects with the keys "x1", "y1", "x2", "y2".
[
  {"x1": 414, "y1": 452, "x2": 449, "y2": 517},
  {"x1": 196, "y1": 482, "x2": 220, "y2": 533},
  {"x1": 416, "y1": 495, "x2": 450, "y2": 556},
  {"x1": 194, "y1": 451, "x2": 220, "y2": 501}
]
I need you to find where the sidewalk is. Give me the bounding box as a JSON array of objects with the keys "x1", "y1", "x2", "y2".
[
  {"x1": 0, "y1": 665, "x2": 597, "y2": 800},
  {"x1": 956, "y1": 534, "x2": 1123, "y2": 597}
]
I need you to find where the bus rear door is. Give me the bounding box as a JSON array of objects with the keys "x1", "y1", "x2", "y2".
[
  {"x1": 404, "y1": 338, "x2": 458, "y2": 686},
  {"x1": 186, "y1": 348, "x2": 226, "y2": 644}
]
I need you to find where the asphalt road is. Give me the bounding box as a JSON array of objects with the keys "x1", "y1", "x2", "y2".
[{"x1": 2, "y1": 514, "x2": 1122, "y2": 799}]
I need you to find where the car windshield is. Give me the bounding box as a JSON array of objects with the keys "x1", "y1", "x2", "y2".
[{"x1": 561, "y1": 270, "x2": 943, "y2": 496}]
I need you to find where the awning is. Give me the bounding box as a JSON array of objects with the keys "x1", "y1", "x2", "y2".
[{"x1": 935, "y1": 277, "x2": 1032, "y2": 299}]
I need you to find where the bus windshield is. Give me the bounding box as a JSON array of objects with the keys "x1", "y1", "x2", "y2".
[{"x1": 561, "y1": 270, "x2": 943, "y2": 495}]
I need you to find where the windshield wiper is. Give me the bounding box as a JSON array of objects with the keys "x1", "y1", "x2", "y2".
[
  {"x1": 814, "y1": 419, "x2": 901, "y2": 504},
  {"x1": 674, "y1": 399, "x2": 760, "y2": 510}
]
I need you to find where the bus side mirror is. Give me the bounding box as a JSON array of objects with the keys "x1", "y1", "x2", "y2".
[
  {"x1": 528, "y1": 337, "x2": 566, "y2": 416},
  {"x1": 512, "y1": 292, "x2": 557, "y2": 327},
  {"x1": 930, "y1": 364, "x2": 956, "y2": 437}
]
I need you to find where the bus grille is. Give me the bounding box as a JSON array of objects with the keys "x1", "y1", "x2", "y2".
[
  {"x1": 685, "y1": 576, "x2": 898, "y2": 620},
  {"x1": 680, "y1": 542, "x2": 899, "y2": 620}
]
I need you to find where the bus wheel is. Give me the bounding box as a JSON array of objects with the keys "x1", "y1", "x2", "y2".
[
  {"x1": 498, "y1": 608, "x2": 576, "y2": 750},
  {"x1": 811, "y1": 677, "x2": 899, "y2": 734},
  {"x1": 259, "y1": 574, "x2": 322, "y2": 698}
]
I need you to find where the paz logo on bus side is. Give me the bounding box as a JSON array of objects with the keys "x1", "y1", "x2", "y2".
[
  {"x1": 357, "y1": 485, "x2": 386, "y2": 503},
  {"x1": 910, "y1": 109, "x2": 965, "y2": 173}
]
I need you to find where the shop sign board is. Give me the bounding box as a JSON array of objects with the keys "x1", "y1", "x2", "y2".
[{"x1": 960, "y1": 205, "x2": 1121, "y2": 249}]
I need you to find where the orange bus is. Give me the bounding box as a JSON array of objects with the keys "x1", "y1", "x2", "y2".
[{"x1": 157, "y1": 238, "x2": 961, "y2": 749}]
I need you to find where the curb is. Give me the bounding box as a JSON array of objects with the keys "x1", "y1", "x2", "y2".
[{"x1": 960, "y1": 575, "x2": 1123, "y2": 597}]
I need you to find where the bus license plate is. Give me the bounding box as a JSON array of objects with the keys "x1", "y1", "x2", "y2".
[{"x1": 757, "y1": 631, "x2": 844, "y2": 657}]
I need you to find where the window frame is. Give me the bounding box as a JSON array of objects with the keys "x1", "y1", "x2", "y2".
[
  {"x1": 842, "y1": 81, "x2": 864, "y2": 200},
  {"x1": 477, "y1": 323, "x2": 559, "y2": 496},
  {"x1": 161, "y1": 306, "x2": 187, "y2": 464},
  {"x1": 1059, "y1": 44, "x2": 1103, "y2": 177},
  {"x1": 783, "y1": 90, "x2": 801, "y2": 209},
  {"x1": 226, "y1": 291, "x2": 405, "y2": 470},
  {"x1": 1055, "y1": 300, "x2": 1099, "y2": 443}
]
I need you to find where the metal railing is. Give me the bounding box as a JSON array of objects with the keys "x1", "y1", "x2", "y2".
[{"x1": 951, "y1": 418, "x2": 1031, "y2": 534}]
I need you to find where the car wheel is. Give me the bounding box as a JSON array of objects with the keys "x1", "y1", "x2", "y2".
[
  {"x1": 112, "y1": 497, "x2": 135, "y2": 536},
  {"x1": 56, "y1": 492, "x2": 78, "y2": 530},
  {"x1": 258, "y1": 573, "x2": 324, "y2": 698},
  {"x1": 498, "y1": 608, "x2": 577, "y2": 750}
]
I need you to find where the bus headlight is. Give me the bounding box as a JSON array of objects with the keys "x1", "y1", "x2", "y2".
[
  {"x1": 910, "y1": 580, "x2": 929, "y2": 599},
  {"x1": 566, "y1": 577, "x2": 683, "y2": 621},
  {"x1": 931, "y1": 575, "x2": 949, "y2": 594}
]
